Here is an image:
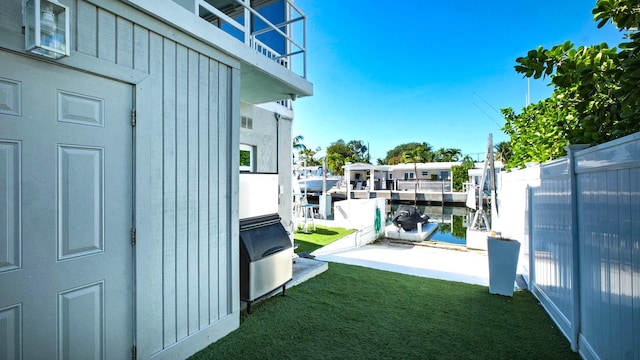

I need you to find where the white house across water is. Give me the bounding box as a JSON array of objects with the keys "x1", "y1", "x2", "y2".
[{"x1": 0, "y1": 0, "x2": 312, "y2": 358}]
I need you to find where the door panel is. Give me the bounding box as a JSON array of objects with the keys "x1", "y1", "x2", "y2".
[{"x1": 0, "y1": 50, "x2": 133, "y2": 360}]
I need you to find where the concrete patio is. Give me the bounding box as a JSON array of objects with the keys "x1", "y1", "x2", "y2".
[{"x1": 290, "y1": 234, "x2": 490, "y2": 293}]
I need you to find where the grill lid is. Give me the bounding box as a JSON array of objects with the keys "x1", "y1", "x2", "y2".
[{"x1": 240, "y1": 214, "x2": 292, "y2": 262}]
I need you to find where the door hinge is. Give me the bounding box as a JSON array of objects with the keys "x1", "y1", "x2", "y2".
[
  {"x1": 131, "y1": 110, "x2": 136, "y2": 127},
  {"x1": 132, "y1": 345, "x2": 137, "y2": 360},
  {"x1": 131, "y1": 228, "x2": 136, "y2": 246}
]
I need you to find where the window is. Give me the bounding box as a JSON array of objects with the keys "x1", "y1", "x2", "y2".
[
  {"x1": 241, "y1": 116, "x2": 253, "y2": 129},
  {"x1": 240, "y1": 144, "x2": 254, "y2": 172},
  {"x1": 421, "y1": 171, "x2": 429, "y2": 177},
  {"x1": 404, "y1": 172, "x2": 414, "y2": 180},
  {"x1": 388, "y1": 173, "x2": 393, "y2": 180}
]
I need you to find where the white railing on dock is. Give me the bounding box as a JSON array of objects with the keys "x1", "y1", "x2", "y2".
[{"x1": 396, "y1": 179, "x2": 452, "y2": 192}]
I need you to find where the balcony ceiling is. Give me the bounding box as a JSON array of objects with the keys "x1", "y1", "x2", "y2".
[{"x1": 239, "y1": 57, "x2": 313, "y2": 104}]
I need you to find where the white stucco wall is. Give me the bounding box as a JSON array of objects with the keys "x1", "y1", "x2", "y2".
[{"x1": 240, "y1": 102, "x2": 294, "y2": 228}]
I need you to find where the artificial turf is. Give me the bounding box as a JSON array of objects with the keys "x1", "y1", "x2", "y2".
[
  {"x1": 293, "y1": 225, "x2": 356, "y2": 254},
  {"x1": 190, "y1": 262, "x2": 578, "y2": 360}
]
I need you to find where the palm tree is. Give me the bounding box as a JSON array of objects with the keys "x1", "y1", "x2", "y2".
[
  {"x1": 435, "y1": 148, "x2": 462, "y2": 162},
  {"x1": 300, "y1": 147, "x2": 321, "y2": 166},
  {"x1": 326, "y1": 153, "x2": 345, "y2": 176},
  {"x1": 292, "y1": 135, "x2": 306, "y2": 165},
  {"x1": 293, "y1": 135, "x2": 306, "y2": 150},
  {"x1": 420, "y1": 142, "x2": 435, "y2": 162},
  {"x1": 447, "y1": 148, "x2": 462, "y2": 161},
  {"x1": 402, "y1": 148, "x2": 425, "y2": 206},
  {"x1": 461, "y1": 155, "x2": 475, "y2": 166},
  {"x1": 494, "y1": 141, "x2": 512, "y2": 164}
]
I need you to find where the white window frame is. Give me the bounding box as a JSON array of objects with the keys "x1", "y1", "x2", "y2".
[{"x1": 240, "y1": 143, "x2": 254, "y2": 172}]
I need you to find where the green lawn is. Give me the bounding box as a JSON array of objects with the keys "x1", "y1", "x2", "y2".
[
  {"x1": 293, "y1": 225, "x2": 356, "y2": 254},
  {"x1": 190, "y1": 263, "x2": 577, "y2": 360}
]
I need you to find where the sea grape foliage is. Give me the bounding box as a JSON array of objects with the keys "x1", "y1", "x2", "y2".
[{"x1": 502, "y1": 0, "x2": 640, "y2": 169}]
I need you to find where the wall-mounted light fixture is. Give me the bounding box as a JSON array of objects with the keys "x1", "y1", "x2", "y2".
[{"x1": 24, "y1": 0, "x2": 69, "y2": 59}]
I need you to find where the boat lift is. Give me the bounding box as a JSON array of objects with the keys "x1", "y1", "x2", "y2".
[{"x1": 466, "y1": 134, "x2": 499, "y2": 250}]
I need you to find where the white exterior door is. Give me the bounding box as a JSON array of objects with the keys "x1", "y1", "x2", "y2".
[{"x1": 0, "y1": 51, "x2": 133, "y2": 359}]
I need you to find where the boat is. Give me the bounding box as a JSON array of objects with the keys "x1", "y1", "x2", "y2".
[
  {"x1": 385, "y1": 205, "x2": 436, "y2": 242},
  {"x1": 296, "y1": 166, "x2": 340, "y2": 194},
  {"x1": 391, "y1": 205, "x2": 430, "y2": 231}
]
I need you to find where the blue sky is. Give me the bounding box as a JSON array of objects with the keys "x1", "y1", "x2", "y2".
[{"x1": 291, "y1": 0, "x2": 627, "y2": 162}]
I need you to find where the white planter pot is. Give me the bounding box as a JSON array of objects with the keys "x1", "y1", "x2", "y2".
[{"x1": 487, "y1": 237, "x2": 520, "y2": 297}]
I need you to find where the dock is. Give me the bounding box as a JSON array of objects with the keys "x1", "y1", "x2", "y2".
[{"x1": 384, "y1": 222, "x2": 439, "y2": 242}]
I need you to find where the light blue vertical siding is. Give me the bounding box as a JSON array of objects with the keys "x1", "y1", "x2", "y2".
[
  {"x1": 175, "y1": 42, "x2": 190, "y2": 342},
  {"x1": 97, "y1": 9, "x2": 117, "y2": 63},
  {"x1": 143, "y1": 29, "x2": 166, "y2": 354},
  {"x1": 197, "y1": 53, "x2": 212, "y2": 329},
  {"x1": 186, "y1": 48, "x2": 201, "y2": 336},
  {"x1": 207, "y1": 60, "x2": 221, "y2": 323},
  {"x1": 133, "y1": 24, "x2": 150, "y2": 73},
  {"x1": 162, "y1": 37, "x2": 178, "y2": 347},
  {"x1": 72, "y1": 0, "x2": 240, "y2": 357},
  {"x1": 76, "y1": 1, "x2": 98, "y2": 57}
]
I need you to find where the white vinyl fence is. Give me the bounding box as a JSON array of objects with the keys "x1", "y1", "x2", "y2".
[{"x1": 497, "y1": 132, "x2": 640, "y2": 360}]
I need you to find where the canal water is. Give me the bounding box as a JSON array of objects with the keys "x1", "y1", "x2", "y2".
[
  {"x1": 306, "y1": 195, "x2": 474, "y2": 246},
  {"x1": 387, "y1": 204, "x2": 471, "y2": 245}
]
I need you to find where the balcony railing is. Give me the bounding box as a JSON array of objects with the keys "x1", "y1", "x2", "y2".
[
  {"x1": 194, "y1": 0, "x2": 307, "y2": 79},
  {"x1": 396, "y1": 179, "x2": 453, "y2": 193}
]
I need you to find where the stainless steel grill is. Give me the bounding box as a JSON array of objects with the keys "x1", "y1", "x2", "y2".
[{"x1": 239, "y1": 213, "x2": 293, "y2": 313}]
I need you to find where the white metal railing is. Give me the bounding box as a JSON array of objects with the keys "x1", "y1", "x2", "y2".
[
  {"x1": 396, "y1": 179, "x2": 452, "y2": 192},
  {"x1": 250, "y1": 37, "x2": 289, "y2": 67},
  {"x1": 195, "y1": 0, "x2": 307, "y2": 79}
]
